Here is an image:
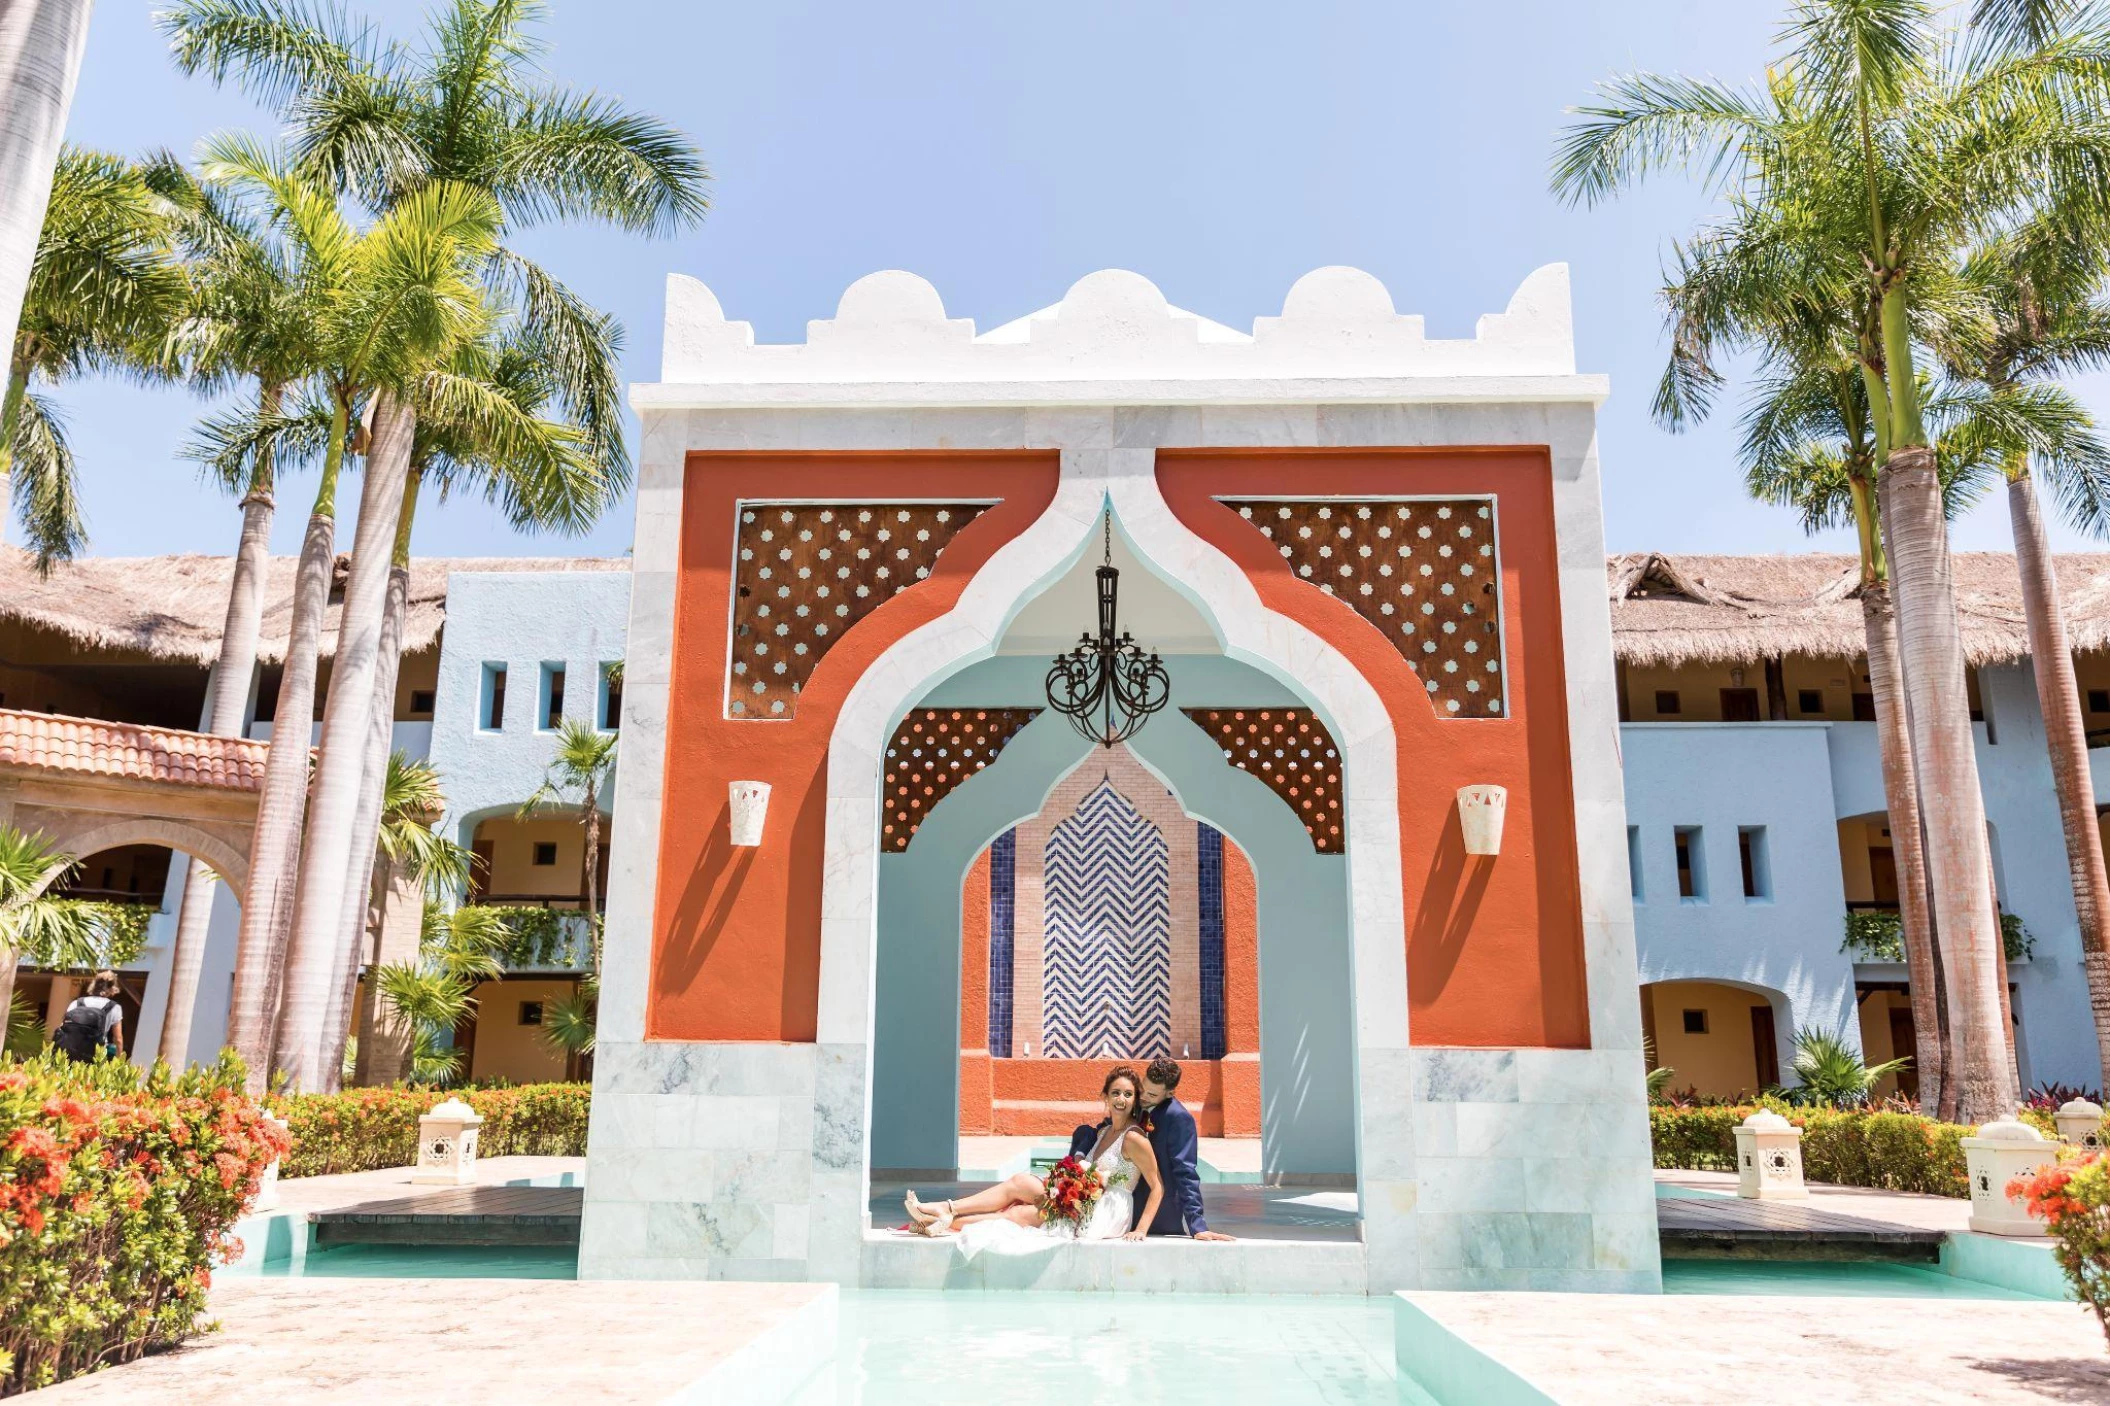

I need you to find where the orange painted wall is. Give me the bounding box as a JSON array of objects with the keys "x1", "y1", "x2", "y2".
[
  {"x1": 649, "y1": 452, "x2": 1061, "y2": 1041},
  {"x1": 1158, "y1": 449, "x2": 1591, "y2": 1048},
  {"x1": 959, "y1": 849, "x2": 994, "y2": 1135}
]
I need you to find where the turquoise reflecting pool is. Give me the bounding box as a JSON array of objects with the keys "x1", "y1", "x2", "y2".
[
  {"x1": 1662, "y1": 1258, "x2": 2042, "y2": 1299},
  {"x1": 247, "y1": 1243, "x2": 577, "y2": 1279}
]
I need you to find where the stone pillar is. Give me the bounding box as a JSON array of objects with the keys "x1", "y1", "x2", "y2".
[
  {"x1": 414, "y1": 1097, "x2": 483, "y2": 1185},
  {"x1": 352, "y1": 856, "x2": 425, "y2": 1086},
  {"x1": 2054, "y1": 1097, "x2": 2104, "y2": 1152},
  {"x1": 1962, "y1": 1116, "x2": 2056, "y2": 1236},
  {"x1": 1734, "y1": 1110, "x2": 1807, "y2": 1200}
]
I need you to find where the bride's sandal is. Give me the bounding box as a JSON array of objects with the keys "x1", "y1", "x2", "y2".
[
  {"x1": 905, "y1": 1190, "x2": 933, "y2": 1227},
  {"x1": 924, "y1": 1200, "x2": 955, "y2": 1237}
]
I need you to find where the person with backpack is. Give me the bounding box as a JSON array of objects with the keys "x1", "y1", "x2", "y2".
[{"x1": 52, "y1": 971, "x2": 125, "y2": 1063}]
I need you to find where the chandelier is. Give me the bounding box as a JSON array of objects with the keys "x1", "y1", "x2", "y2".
[{"x1": 1044, "y1": 511, "x2": 1171, "y2": 748}]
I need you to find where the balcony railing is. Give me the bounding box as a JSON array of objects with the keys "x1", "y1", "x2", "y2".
[{"x1": 1841, "y1": 905, "x2": 2035, "y2": 963}]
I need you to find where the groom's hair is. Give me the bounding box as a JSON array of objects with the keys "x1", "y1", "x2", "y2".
[{"x1": 1145, "y1": 1058, "x2": 1182, "y2": 1090}]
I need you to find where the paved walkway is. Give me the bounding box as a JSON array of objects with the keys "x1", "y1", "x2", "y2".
[
  {"x1": 38, "y1": 1278, "x2": 832, "y2": 1404},
  {"x1": 1402, "y1": 1290, "x2": 2110, "y2": 1405},
  {"x1": 1655, "y1": 1167, "x2": 1974, "y2": 1232}
]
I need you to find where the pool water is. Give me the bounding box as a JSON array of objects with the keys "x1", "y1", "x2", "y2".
[
  {"x1": 248, "y1": 1243, "x2": 578, "y2": 1279},
  {"x1": 803, "y1": 1292, "x2": 1435, "y2": 1406},
  {"x1": 1662, "y1": 1258, "x2": 2041, "y2": 1299}
]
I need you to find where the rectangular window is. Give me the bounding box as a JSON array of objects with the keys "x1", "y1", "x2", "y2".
[
  {"x1": 1675, "y1": 826, "x2": 1705, "y2": 902},
  {"x1": 532, "y1": 841, "x2": 558, "y2": 867},
  {"x1": 1720, "y1": 687, "x2": 1760, "y2": 722},
  {"x1": 1739, "y1": 826, "x2": 1771, "y2": 901},
  {"x1": 481, "y1": 665, "x2": 507, "y2": 730},
  {"x1": 2091, "y1": 689, "x2": 2110, "y2": 714},
  {"x1": 1851, "y1": 692, "x2": 1876, "y2": 722},
  {"x1": 1627, "y1": 826, "x2": 1644, "y2": 902},
  {"x1": 541, "y1": 664, "x2": 566, "y2": 730},
  {"x1": 519, "y1": 1001, "x2": 544, "y2": 1027},
  {"x1": 600, "y1": 663, "x2": 623, "y2": 731},
  {"x1": 1682, "y1": 1009, "x2": 1709, "y2": 1035},
  {"x1": 1797, "y1": 689, "x2": 1823, "y2": 715},
  {"x1": 1654, "y1": 690, "x2": 1682, "y2": 716},
  {"x1": 409, "y1": 689, "x2": 436, "y2": 716}
]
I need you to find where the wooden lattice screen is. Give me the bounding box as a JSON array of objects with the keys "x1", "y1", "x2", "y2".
[
  {"x1": 1222, "y1": 499, "x2": 1504, "y2": 717},
  {"x1": 1182, "y1": 707, "x2": 1344, "y2": 853},
  {"x1": 729, "y1": 503, "x2": 988, "y2": 719},
  {"x1": 882, "y1": 708, "x2": 1040, "y2": 851}
]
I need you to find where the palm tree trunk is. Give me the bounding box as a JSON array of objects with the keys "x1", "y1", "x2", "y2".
[
  {"x1": 1881, "y1": 443, "x2": 2019, "y2": 1123},
  {"x1": 1860, "y1": 583, "x2": 1945, "y2": 1114},
  {"x1": 318, "y1": 472, "x2": 417, "y2": 1089},
  {"x1": 271, "y1": 390, "x2": 415, "y2": 1093},
  {"x1": 160, "y1": 396, "x2": 280, "y2": 1066},
  {"x1": 0, "y1": 0, "x2": 93, "y2": 403},
  {"x1": 225, "y1": 402, "x2": 346, "y2": 1093}
]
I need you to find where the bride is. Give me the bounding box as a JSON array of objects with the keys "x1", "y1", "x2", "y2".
[{"x1": 904, "y1": 1065, "x2": 1164, "y2": 1252}]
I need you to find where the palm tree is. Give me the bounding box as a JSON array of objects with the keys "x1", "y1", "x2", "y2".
[
  {"x1": 1553, "y1": 0, "x2": 2110, "y2": 1122},
  {"x1": 0, "y1": 0, "x2": 96, "y2": 474},
  {"x1": 372, "y1": 902, "x2": 509, "y2": 1084},
  {"x1": 1788, "y1": 1026, "x2": 1914, "y2": 1106},
  {"x1": 353, "y1": 751, "x2": 471, "y2": 1084},
  {"x1": 317, "y1": 331, "x2": 606, "y2": 1084},
  {"x1": 145, "y1": 155, "x2": 334, "y2": 1066},
  {"x1": 0, "y1": 825, "x2": 106, "y2": 1022},
  {"x1": 1940, "y1": 227, "x2": 2110, "y2": 1079},
  {"x1": 4, "y1": 148, "x2": 185, "y2": 567},
  {"x1": 522, "y1": 716, "x2": 617, "y2": 933},
  {"x1": 164, "y1": 0, "x2": 707, "y2": 1091}
]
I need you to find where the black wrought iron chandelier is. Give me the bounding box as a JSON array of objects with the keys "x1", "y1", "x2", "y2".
[{"x1": 1044, "y1": 511, "x2": 1171, "y2": 748}]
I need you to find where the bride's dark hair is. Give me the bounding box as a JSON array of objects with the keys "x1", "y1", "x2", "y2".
[{"x1": 1102, "y1": 1065, "x2": 1141, "y2": 1099}]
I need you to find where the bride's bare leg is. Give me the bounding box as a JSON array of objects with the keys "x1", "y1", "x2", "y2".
[
  {"x1": 936, "y1": 1172, "x2": 1044, "y2": 1219},
  {"x1": 950, "y1": 1203, "x2": 1043, "y2": 1231}
]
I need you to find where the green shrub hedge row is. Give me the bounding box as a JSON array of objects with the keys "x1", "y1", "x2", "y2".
[
  {"x1": 274, "y1": 1082, "x2": 591, "y2": 1179},
  {"x1": 1650, "y1": 1103, "x2": 2067, "y2": 1197}
]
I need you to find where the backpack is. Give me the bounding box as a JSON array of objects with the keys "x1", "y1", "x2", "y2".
[{"x1": 52, "y1": 997, "x2": 114, "y2": 1062}]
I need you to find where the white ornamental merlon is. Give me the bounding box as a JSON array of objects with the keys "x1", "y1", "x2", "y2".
[{"x1": 637, "y1": 264, "x2": 1603, "y2": 409}]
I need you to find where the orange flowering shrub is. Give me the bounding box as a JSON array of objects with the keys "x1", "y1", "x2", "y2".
[
  {"x1": 0, "y1": 1051, "x2": 286, "y2": 1395},
  {"x1": 2011, "y1": 1152, "x2": 2110, "y2": 1345},
  {"x1": 274, "y1": 1082, "x2": 589, "y2": 1178}
]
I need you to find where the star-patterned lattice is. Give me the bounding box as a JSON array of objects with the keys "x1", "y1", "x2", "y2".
[
  {"x1": 1223, "y1": 498, "x2": 1505, "y2": 717},
  {"x1": 1182, "y1": 707, "x2": 1344, "y2": 852},
  {"x1": 882, "y1": 708, "x2": 1040, "y2": 850},
  {"x1": 728, "y1": 502, "x2": 988, "y2": 719}
]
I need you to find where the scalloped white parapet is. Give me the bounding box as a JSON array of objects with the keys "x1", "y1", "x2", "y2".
[{"x1": 655, "y1": 264, "x2": 1578, "y2": 385}]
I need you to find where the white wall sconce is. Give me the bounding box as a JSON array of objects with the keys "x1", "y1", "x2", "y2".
[
  {"x1": 729, "y1": 780, "x2": 772, "y2": 846},
  {"x1": 1457, "y1": 785, "x2": 1508, "y2": 856}
]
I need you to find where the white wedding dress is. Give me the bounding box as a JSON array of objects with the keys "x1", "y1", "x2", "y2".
[{"x1": 953, "y1": 1132, "x2": 1138, "y2": 1260}]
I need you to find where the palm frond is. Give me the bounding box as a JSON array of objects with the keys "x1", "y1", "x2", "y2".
[
  {"x1": 8, "y1": 388, "x2": 85, "y2": 571},
  {"x1": 159, "y1": 0, "x2": 367, "y2": 112},
  {"x1": 1551, "y1": 72, "x2": 1775, "y2": 207},
  {"x1": 494, "y1": 89, "x2": 711, "y2": 235}
]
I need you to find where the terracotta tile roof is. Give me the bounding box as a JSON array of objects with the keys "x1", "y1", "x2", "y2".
[{"x1": 0, "y1": 708, "x2": 270, "y2": 791}]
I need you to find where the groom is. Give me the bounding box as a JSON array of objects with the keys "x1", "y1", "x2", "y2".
[{"x1": 1068, "y1": 1057, "x2": 1235, "y2": 1240}]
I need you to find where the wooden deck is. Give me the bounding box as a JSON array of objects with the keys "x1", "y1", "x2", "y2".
[
  {"x1": 310, "y1": 1184, "x2": 583, "y2": 1247},
  {"x1": 1655, "y1": 1193, "x2": 1946, "y2": 1262}
]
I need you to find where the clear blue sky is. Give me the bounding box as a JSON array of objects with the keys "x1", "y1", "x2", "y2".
[{"x1": 45, "y1": 0, "x2": 2110, "y2": 563}]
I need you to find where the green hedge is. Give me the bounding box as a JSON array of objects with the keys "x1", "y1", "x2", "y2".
[
  {"x1": 0, "y1": 1052, "x2": 285, "y2": 1395},
  {"x1": 275, "y1": 1082, "x2": 590, "y2": 1179},
  {"x1": 1652, "y1": 1104, "x2": 1981, "y2": 1197}
]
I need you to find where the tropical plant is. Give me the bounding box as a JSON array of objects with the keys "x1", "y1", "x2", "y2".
[
  {"x1": 3, "y1": 147, "x2": 185, "y2": 569},
  {"x1": 1554, "y1": 0, "x2": 2110, "y2": 1122},
  {"x1": 0, "y1": 0, "x2": 99, "y2": 562},
  {"x1": 0, "y1": 827, "x2": 107, "y2": 1022},
  {"x1": 2012, "y1": 1151, "x2": 2110, "y2": 1345},
  {"x1": 369, "y1": 902, "x2": 508, "y2": 1084},
  {"x1": 519, "y1": 715, "x2": 615, "y2": 1069},
  {"x1": 1785, "y1": 1026, "x2": 1914, "y2": 1107}
]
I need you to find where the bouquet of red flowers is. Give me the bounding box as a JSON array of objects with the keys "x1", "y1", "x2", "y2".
[{"x1": 1037, "y1": 1154, "x2": 1108, "y2": 1230}]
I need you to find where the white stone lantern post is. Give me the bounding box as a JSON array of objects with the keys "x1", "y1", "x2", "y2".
[
  {"x1": 414, "y1": 1096, "x2": 484, "y2": 1185},
  {"x1": 1733, "y1": 1110, "x2": 1807, "y2": 1200},
  {"x1": 1962, "y1": 1116, "x2": 2056, "y2": 1236},
  {"x1": 2054, "y1": 1097, "x2": 2104, "y2": 1152}
]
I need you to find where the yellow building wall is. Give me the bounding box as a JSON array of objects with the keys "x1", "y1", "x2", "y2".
[
  {"x1": 468, "y1": 978, "x2": 578, "y2": 1084},
  {"x1": 1856, "y1": 988, "x2": 1917, "y2": 1101},
  {"x1": 476, "y1": 816, "x2": 589, "y2": 901},
  {"x1": 1838, "y1": 820, "x2": 1879, "y2": 904},
  {"x1": 394, "y1": 647, "x2": 440, "y2": 719},
  {"x1": 1646, "y1": 981, "x2": 1773, "y2": 1099}
]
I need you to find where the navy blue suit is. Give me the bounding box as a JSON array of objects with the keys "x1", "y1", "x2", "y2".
[{"x1": 1067, "y1": 1097, "x2": 1207, "y2": 1236}]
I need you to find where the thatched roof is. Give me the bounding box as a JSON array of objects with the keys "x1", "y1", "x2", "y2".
[
  {"x1": 0, "y1": 547, "x2": 627, "y2": 667},
  {"x1": 1609, "y1": 551, "x2": 2110, "y2": 668}
]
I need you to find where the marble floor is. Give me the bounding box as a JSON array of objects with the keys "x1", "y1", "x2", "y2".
[
  {"x1": 36, "y1": 1277, "x2": 834, "y2": 1404},
  {"x1": 1398, "y1": 1289, "x2": 2110, "y2": 1405}
]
